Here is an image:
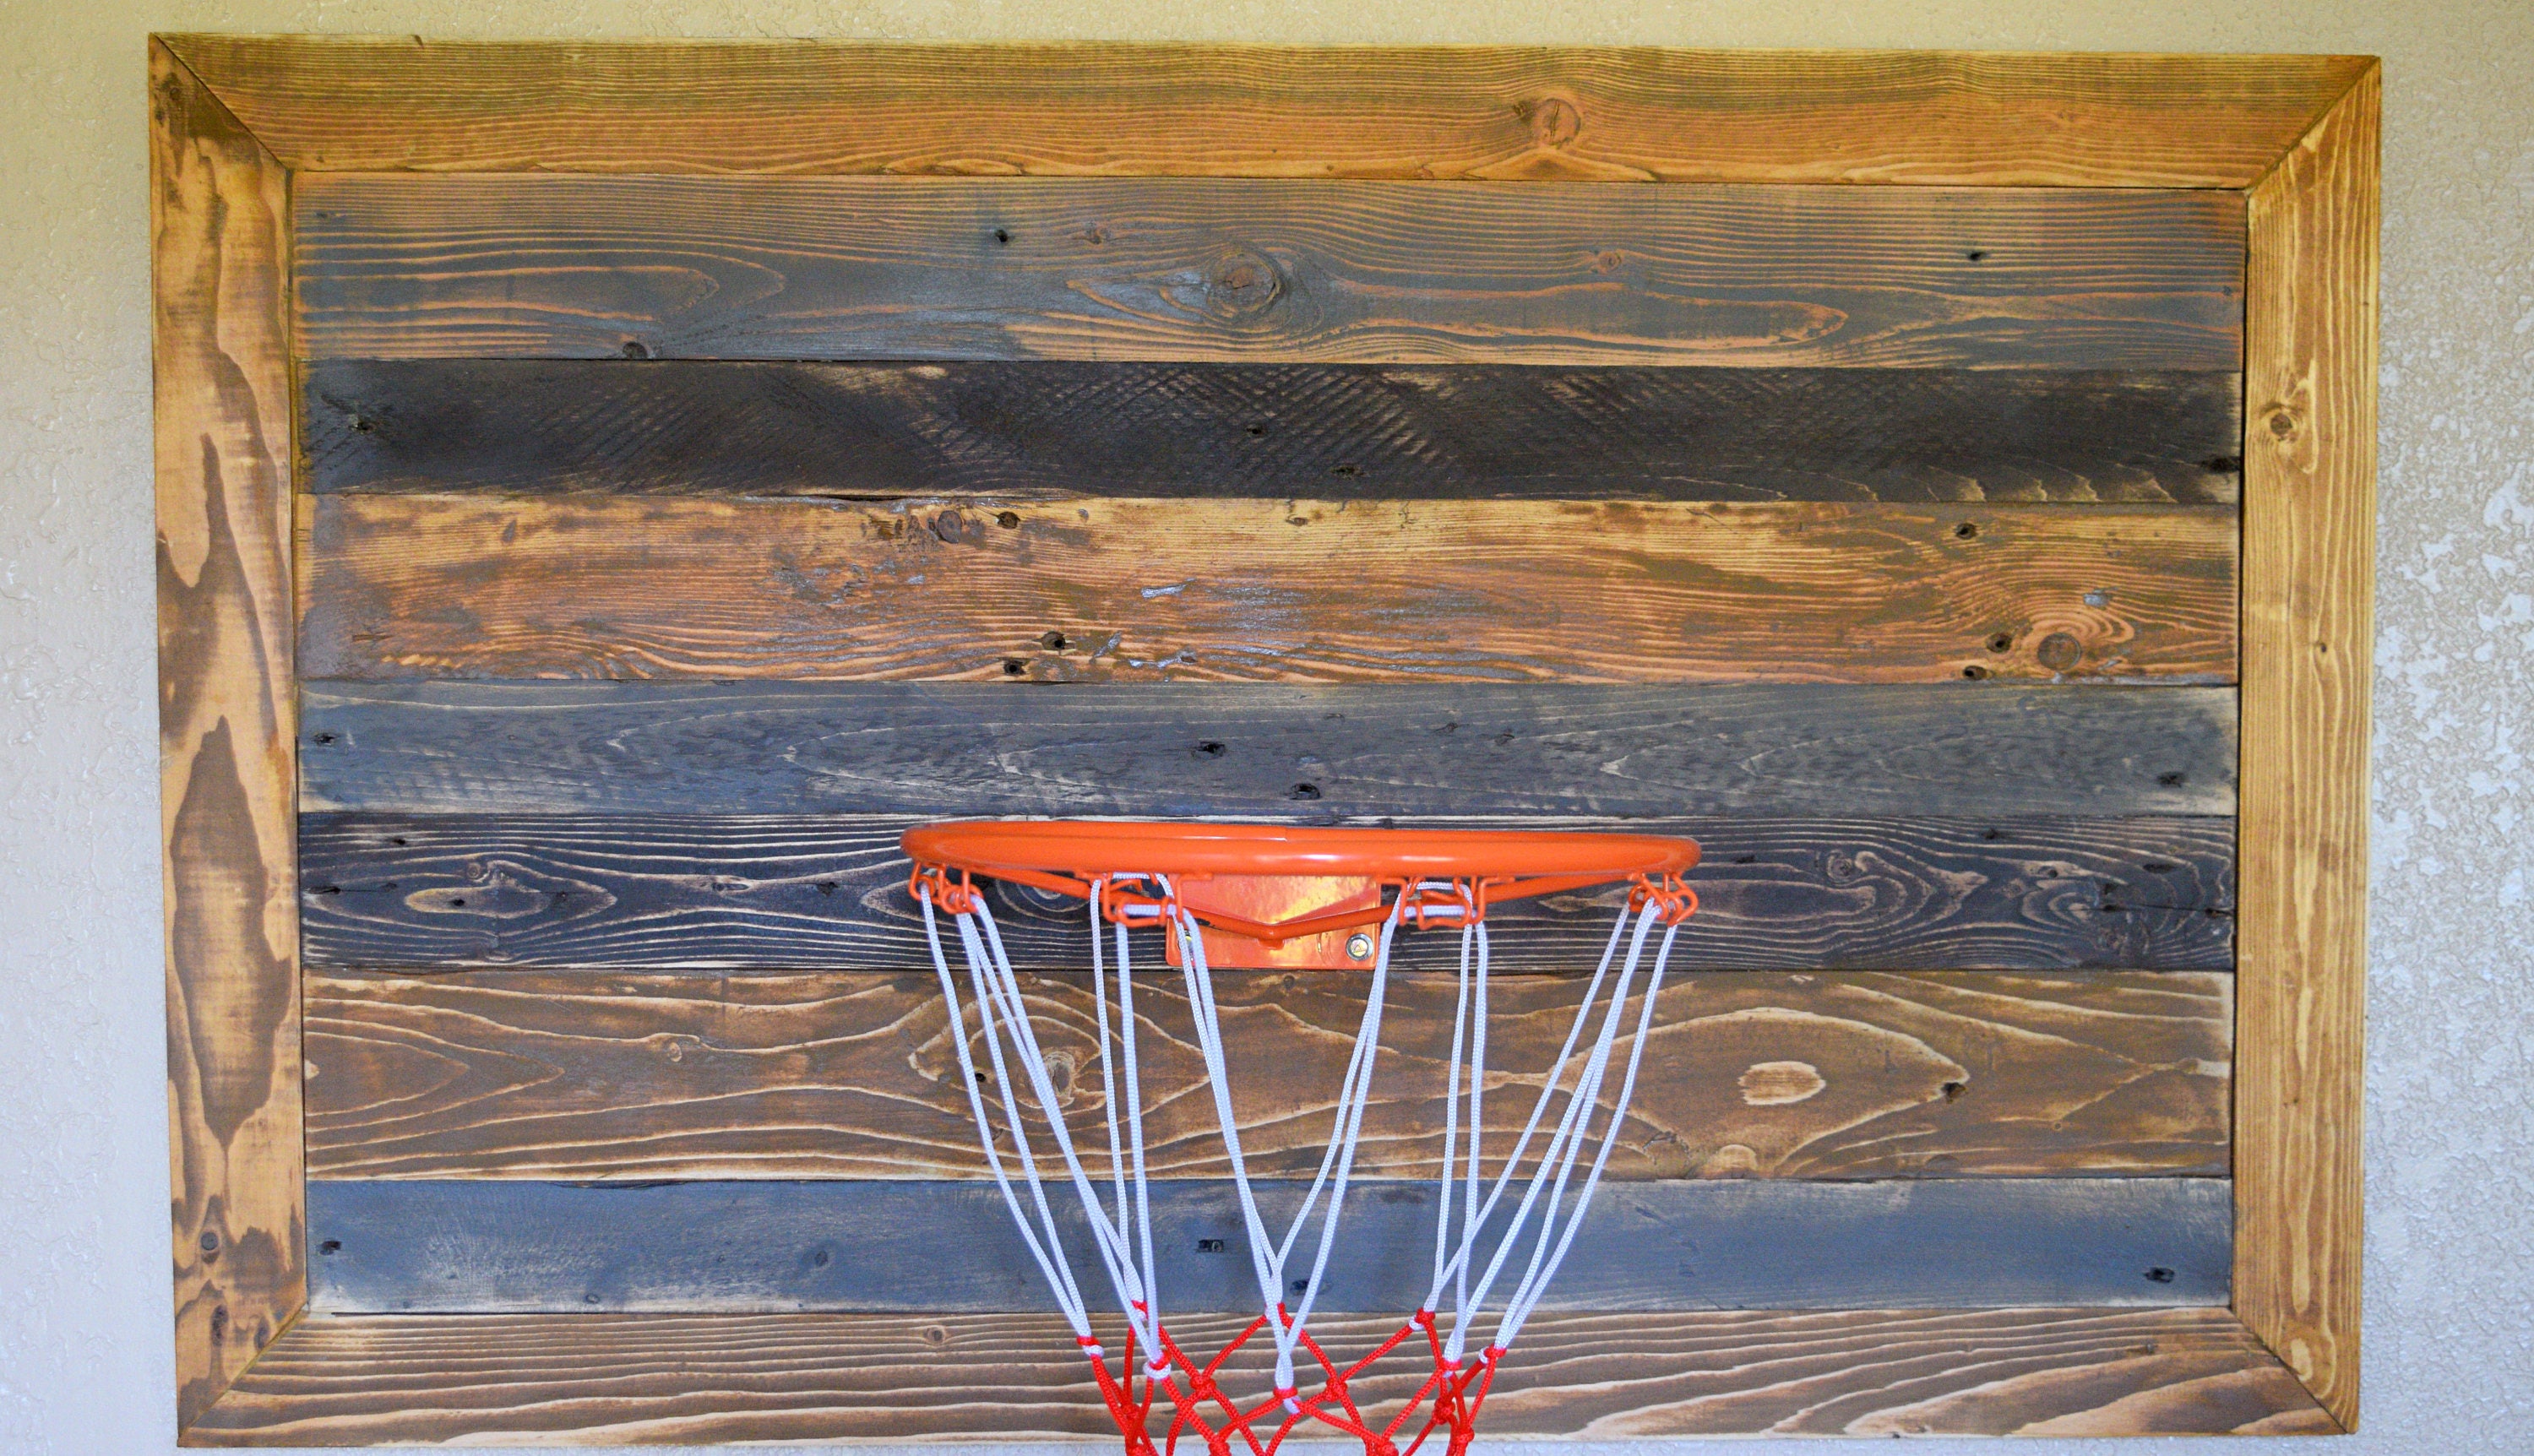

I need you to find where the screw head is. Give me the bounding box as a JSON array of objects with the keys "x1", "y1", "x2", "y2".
[{"x1": 1345, "y1": 933, "x2": 1374, "y2": 961}]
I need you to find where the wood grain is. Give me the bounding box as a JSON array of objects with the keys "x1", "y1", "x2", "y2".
[
  {"x1": 2238, "y1": 66, "x2": 2377, "y2": 1432},
  {"x1": 181, "y1": 1307, "x2": 2332, "y2": 1444},
  {"x1": 296, "y1": 813, "x2": 2234, "y2": 973},
  {"x1": 291, "y1": 175, "x2": 2245, "y2": 369},
  {"x1": 150, "y1": 41, "x2": 305, "y2": 1432},
  {"x1": 298, "y1": 495, "x2": 2240, "y2": 685},
  {"x1": 298, "y1": 680, "x2": 2240, "y2": 820},
  {"x1": 300, "y1": 360, "x2": 2247, "y2": 506},
  {"x1": 303, "y1": 968, "x2": 2231, "y2": 1182},
  {"x1": 303, "y1": 1177, "x2": 2231, "y2": 1314},
  {"x1": 166, "y1": 35, "x2": 2367, "y2": 188}
]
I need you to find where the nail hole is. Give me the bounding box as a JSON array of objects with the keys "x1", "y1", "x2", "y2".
[
  {"x1": 1986, "y1": 633, "x2": 2013, "y2": 654},
  {"x1": 2157, "y1": 772, "x2": 2187, "y2": 787},
  {"x1": 1940, "y1": 1080, "x2": 1967, "y2": 1102},
  {"x1": 1039, "y1": 630, "x2": 1068, "y2": 649},
  {"x1": 311, "y1": 731, "x2": 337, "y2": 745},
  {"x1": 1330, "y1": 464, "x2": 1361, "y2": 477},
  {"x1": 997, "y1": 511, "x2": 1021, "y2": 528},
  {"x1": 1196, "y1": 741, "x2": 1227, "y2": 758},
  {"x1": 1003, "y1": 659, "x2": 1027, "y2": 676},
  {"x1": 812, "y1": 1249, "x2": 830, "y2": 1268},
  {"x1": 317, "y1": 1240, "x2": 341, "y2": 1256},
  {"x1": 1196, "y1": 1238, "x2": 1226, "y2": 1253},
  {"x1": 620, "y1": 340, "x2": 650, "y2": 360},
  {"x1": 1962, "y1": 665, "x2": 1989, "y2": 680},
  {"x1": 1953, "y1": 521, "x2": 1979, "y2": 540},
  {"x1": 2145, "y1": 1267, "x2": 2177, "y2": 1284},
  {"x1": 816, "y1": 881, "x2": 839, "y2": 894},
  {"x1": 993, "y1": 228, "x2": 1011, "y2": 245},
  {"x1": 1965, "y1": 249, "x2": 1988, "y2": 262},
  {"x1": 1289, "y1": 783, "x2": 1322, "y2": 801},
  {"x1": 1246, "y1": 423, "x2": 1269, "y2": 437}
]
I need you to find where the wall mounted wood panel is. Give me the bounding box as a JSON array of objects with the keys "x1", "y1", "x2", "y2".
[
  {"x1": 298, "y1": 495, "x2": 2238, "y2": 685},
  {"x1": 292, "y1": 177, "x2": 2244, "y2": 368},
  {"x1": 155, "y1": 35, "x2": 2374, "y2": 1440},
  {"x1": 303, "y1": 968, "x2": 2230, "y2": 1182},
  {"x1": 300, "y1": 361, "x2": 2245, "y2": 505}
]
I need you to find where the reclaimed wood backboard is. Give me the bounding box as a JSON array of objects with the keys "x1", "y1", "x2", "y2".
[{"x1": 154, "y1": 36, "x2": 2377, "y2": 1442}]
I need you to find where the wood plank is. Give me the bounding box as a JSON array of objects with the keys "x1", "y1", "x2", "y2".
[
  {"x1": 166, "y1": 36, "x2": 2368, "y2": 188},
  {"x1": 296, "y1": 813, "x2": 2234, "y2": 972},
  {"x1": 182, "y1": 1307, "x2": 2333, "y2": 1444},
  {"x1": 299, "y1": 495, "x2": 2240, "y2": 685},
  {"x1": 2238, "y1": 66, "x2": 2376, "y2": 1433},
  {"x1": 150, "y1": 41, "x2": 306, "y2": 1431},
  {"x1": 299, "y1": 680, "x2": 2239, "y2": 820},
  {"x1": 300, "y1": 360, "x2": 2246, "y2": 506},
  {"x1": 304, "y1": 1177, "x2": 2231, "y2": 1314},
  {"x1": 291, "y1": 175, "x2": 2244, "y2": 369},
  {"x1": 304, "y1": 968, "x2": 2231, "y2": 1182}
]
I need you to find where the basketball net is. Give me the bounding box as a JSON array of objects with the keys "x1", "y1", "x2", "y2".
[{"x1": 915, "y1": 870, "x2": 1691, "y2": 1456}]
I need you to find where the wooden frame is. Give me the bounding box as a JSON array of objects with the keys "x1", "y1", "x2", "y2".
[{"x1": 155, "y1": 35, "x2": 2374, "y2": 1442}]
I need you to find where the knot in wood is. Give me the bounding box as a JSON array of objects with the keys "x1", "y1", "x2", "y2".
[
  {"x1": 1520, "y1": 95, "x2": 1583, "y2": 150},
  {"x1": 1203, "y1": 247, "x2": 1284, "y2": 321}
]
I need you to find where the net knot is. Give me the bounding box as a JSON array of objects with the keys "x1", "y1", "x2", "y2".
[
  {"x1": 910, "y1": 862, "x2": 984, "y2": 915},
  {"x1": 1398, "y1": 877, "x2": 1487, "y2": 929},
  {"x1": 1628, "y1": 871, "x2": 1699, "y2": 925},
  {"x1": 1097, "y1": 873, "x2": 1179, "y2": 926}
]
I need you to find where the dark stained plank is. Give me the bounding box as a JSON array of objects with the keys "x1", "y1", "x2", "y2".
[
  {"x1": 304, "y1": 1177, "x2": 2232, "y2": 1314},
  {"x1": 299, "y1": 495, "x2": 2240, "y2": 685},
  {"x1": 2238, "y1": 68, "x2": 2378, "y2": 1432},
  {"x1": 297, "y1": 813, "x2": 2234, "y2": 972},
  {"x1": 300, "y1": 361, "x2": 2246, "y2": 506},
  {"x1": 183, "y1": 1307, "x2": 2334, "y2": 1444},
  {"x1": 168, "y1": 36, "x2": 2369, "y2": 187},
  {"x1": 299, "y1": 680, "x2": 2239, "y2": 820},
  {"x1": 304, "y1": 967, "x2": 2229, "y2": 1182},
  {"x1": 150, "y1": 41, "x2": 307, "y2": 1430},
  {"x1": 291, "y1": 175, "x2": 2244, "y2": 369}
]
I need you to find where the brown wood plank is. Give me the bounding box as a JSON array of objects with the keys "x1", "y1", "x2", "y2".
[
  {"x1": 304, "y1": 969, "x2": 2230, "y2": 1182},
  {"x1": 298, "y1": 495, "x2": 2239, "y2": 685},
  {"x1": 296, "y1": 812, "x2": 2236, "y2": 974},
  {"x1": 291, "y1": 175, "x2": 2245, "y2": 369},
  {"x1": 302, "y1": 1178, "x2": 2232, "y2": 1313},
  {"x1": 166, "y1": 36, "x2": 2367, "y2": 188},
  {"x1": 150, "y1": 41, "x2": 306, "y2": 1432},
  {"x1": 300, "y1": 361, "x2": 2246, "y2": 506},
  {"x1": 2237, "y1": 67, "x2": 2377, "y2": 1433},
  {"x1": 182, "y1": 1307, "x2": 2332, "y2": 1444}
]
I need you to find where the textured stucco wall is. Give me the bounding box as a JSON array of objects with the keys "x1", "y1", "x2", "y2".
[{"x1": 2, "y1": 2, "x2": 2526, "y2": 1452}]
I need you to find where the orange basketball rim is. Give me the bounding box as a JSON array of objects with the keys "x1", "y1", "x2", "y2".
[{"x1": 901, "y1": 818, "x2": 1701, "y2": 1456}]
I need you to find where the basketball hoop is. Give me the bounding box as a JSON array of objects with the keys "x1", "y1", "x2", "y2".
[{"x1": 906, "y1": 822, "x2": 1699, "y2": 1456}]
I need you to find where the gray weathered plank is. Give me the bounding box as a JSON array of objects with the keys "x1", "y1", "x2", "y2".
[
  {"x1": 299, "y1": 681, "x2": 2238, "y2": 819},
  {"x1": 292, "y1": 176, "x2": 2245, "y2": 368},
  {"x1": 300, "y1": 360, "x2": 2244, "y2": 505},
  {"x1": 297, "y1": 812, "x2": 2233, "y2": 971},
  {"x1": 306, "y1": 1177, "x2": 2229, "y2": 1314}
]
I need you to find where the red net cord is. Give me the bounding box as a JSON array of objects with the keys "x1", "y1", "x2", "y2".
[{"x1": 1083, "y1": 1308, "x2": 1501, "y2": 1456}]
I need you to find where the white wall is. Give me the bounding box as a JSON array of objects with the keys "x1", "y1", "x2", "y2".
[{"x1": 2, "y1": 2, "x2": 2526, "y2": 1451}]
